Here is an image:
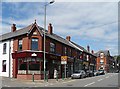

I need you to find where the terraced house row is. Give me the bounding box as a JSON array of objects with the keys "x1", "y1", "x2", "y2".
[{"x1": 0, "y1": 21, "x2": 114, "y2": 80}]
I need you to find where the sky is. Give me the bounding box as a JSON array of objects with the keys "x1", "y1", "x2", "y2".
[{"x1": 0, "y1": 0, "x2": 119, "y2": 56}]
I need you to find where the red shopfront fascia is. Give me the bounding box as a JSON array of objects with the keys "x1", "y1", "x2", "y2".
[{"x1": 12, "y1": 51, "x2": 43, "y2": 59}]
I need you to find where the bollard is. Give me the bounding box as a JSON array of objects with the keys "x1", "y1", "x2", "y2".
[
  {"x1": 56, "y1": 72, "x2": 58, "y2": 81},
  {"x1": 62, "y1": 73, "x2": 64, "y2": 80},
  {"x1": 32, "y1": 73, "x2": 34, "y2": 82},
  {"x1": 46, "y1": 73, "x2": 48, "y2": 82}
]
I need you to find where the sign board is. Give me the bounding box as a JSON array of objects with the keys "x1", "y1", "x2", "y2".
[
  {"x1": 61, "y1": 61, "x2": 67, "y2": 64},
  {"x1": 31, "y1": 53, "x2": 37, "y2": 57},
  {"x1": 61, "y1": 56, "x2": 68, "y2": 61},
  {"x1": 61, "y1": 56, "x2": 68, "y2": 64}
]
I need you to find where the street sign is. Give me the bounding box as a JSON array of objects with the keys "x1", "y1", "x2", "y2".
[
  {"x1": 61, "y1": 56, "x2": 68, "y2": 61},
  {"x1": 61, "y1": 61, "x2": 67, "y2": 64},
  {"x1": 61, "y1": 56, "x2": 67, "y2": 64}
]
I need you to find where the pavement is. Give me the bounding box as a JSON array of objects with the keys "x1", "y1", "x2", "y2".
[
  {"x1": 1, "y1": 73, "x2": 119, "y2": 87},
  {"x1": 2, "y1": 77, "x2": 72, "y2": 87}
]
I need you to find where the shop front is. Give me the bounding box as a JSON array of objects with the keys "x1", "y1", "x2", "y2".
[
  {"x1": 61, "y1": 56, "x2": 74, "y2": 78},
  {"x1": 12, "y1": 51, "x2": 61, "y2": 80}
]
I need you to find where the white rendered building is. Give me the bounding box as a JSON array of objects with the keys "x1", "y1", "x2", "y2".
[{"x1": 0, "y1": 40, "x2": 13, "y2": 77}]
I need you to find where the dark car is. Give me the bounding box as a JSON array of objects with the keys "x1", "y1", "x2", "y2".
[
  {"x1": 71, "y1": 70, "x2": 86, "y2": 79},
  {"x1": 98, "y1": 70, "x2": 105, "y2": 75},
  {"x1": 86, "y1": 70, "x2": 94, "y2": 77},
  {"x1": 94, "y1": 70, "x2": 99, "y2": 76},
  {"x1": 115, "y1": 70, "x2": 119, "y2": 73}
]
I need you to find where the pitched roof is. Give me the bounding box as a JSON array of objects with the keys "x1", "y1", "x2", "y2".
[
  {"x1": 0, "y1": 24, "x2": 33, "y2": 41},
  {"x1": 95, "y1": 50, "x2": 110, "y2": 57},
  {"x1": 0, "y1": 22, "x2": 95, "y2": 57},
  {"x1": 0, "y1": 23, "x2": 76, "y2": 48}
]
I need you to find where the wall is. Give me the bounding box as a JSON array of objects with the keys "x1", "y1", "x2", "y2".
[{"x1": 0, "y1": 40, "x2": 11, "y2": 77}]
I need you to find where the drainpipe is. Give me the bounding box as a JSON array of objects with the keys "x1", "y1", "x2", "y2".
[{"x1": 9, "y1": 40, "x2": 11, "y2": 78}]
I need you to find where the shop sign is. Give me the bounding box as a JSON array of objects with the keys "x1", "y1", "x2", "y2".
[
  {"x1": 61, "y1": 56, "x2": 67, "y2": 64},
  {"x1": 61, "y1": 61, "x2": 67, "y2": 64},
  {"x1": 61, "y1": 56, "x2": 68, "y2": 61},
  {"x1": 31, "y1": 53, "x2": 37, "y2": 57}
]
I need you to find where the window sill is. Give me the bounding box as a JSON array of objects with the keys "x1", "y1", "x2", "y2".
[
  {"x1": 3, "y1": 53, "x2": 6, "y2": 54},
  {"x1": 2, "y1": 71, "x2": 6, "y2": 72}
]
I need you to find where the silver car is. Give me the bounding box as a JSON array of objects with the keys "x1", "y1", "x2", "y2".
[{"x1": 71, "y1": 70, "x2": 86, "y2": 79}]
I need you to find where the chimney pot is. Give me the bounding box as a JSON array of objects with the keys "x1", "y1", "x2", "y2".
[
  {"x1": 11, "y1": 24, "x2": 16, "y2": 32},
  {"x1": 48, "y1": 23, "x2": 53, "y2": 34},
  {"x1": 87, "y1": 45, "x2": 90, "y2": 52},
  {"x1": 91, "y1": 50, "x2": 94, "y2": 54},
  {"x1": 66, "y1": 36, "x2": 71, "y2": 41}
]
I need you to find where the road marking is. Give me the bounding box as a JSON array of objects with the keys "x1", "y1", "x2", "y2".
[
  {"x1": 3, "y1": 85, "x2": 10, "y2": 87},
  {"x1": 50, "y1": 83, "x2": 53, "y2": 85},
  {"x1": 98, "y1": 79, "x2": 104, "y2": 81},
  {"x1": 62, "y1": 80, "x2": 76, "y2": 84},
  {"x1": 106, "y1": 76, "x2": 109, "y2": 78},
  {"x1": 84, "y1": 82, "x2": 95, "y2": 87}
]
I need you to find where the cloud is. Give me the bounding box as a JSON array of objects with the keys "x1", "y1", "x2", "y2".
[{"x1": 1, "y1": 2, "x2": 118, "y2": 55}]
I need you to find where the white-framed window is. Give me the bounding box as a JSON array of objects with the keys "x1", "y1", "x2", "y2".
[
  {"x1": 100, "y1": 59, "x2": 104, "y2": 64},
  {"x1": 50, "y1": 42, "x2": 55, "y2": 53},
  {"x1": 100, "y1": 52, "x2": 104, "y2": 58},
  {"x1": 31, "y1": 38, "x2": 38, "y2": 50},
  {"x1": 3, "y1": 43, "x2": 7, "y2": 54},
  {"x1": 65, "y1": 47, "x2": 67, "y2": 55},
  {"x1": 2, "y1": 60, "x2": 6, "y2": 72},
  {"x1": 18, "y1": 39, "x2": 22, "y2": 51}
]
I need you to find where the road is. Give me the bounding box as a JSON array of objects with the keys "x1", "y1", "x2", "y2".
[
  {"x1": 1, "y1": 73, "x2": 119, "y2": 87},
  {"x1": 48, "y1": 73, "x2": 118, "y2": 87}
]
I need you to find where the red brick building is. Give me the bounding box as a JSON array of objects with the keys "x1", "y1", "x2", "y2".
[
  {"x1": 95, "y1": 50, "x2": 114, "y2": 73},
  {"x1": 1, "y1": 21, "x2": 96, "y2": 80}
]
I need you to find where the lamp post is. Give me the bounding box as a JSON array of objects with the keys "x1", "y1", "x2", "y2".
[{"x1": 44, "y1": 0, "x2": 55, "y2": 81}]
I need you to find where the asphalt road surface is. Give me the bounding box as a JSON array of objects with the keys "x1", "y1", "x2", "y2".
[
  {"x1": 1, "y1": 73, "x2": 119, "y2": 87},
  {"x1": 47, "y1": 73, "x2": 118, "y2": 87}
]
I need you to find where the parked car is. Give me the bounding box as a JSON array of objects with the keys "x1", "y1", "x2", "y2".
[
  {"x1": 98, "y1": 70, "x2": 105, "y2": 75},
  {"x1": 115, "y1": 70, "x2": 119, "y2": 73},
  {"x1": 93, "y1": 70, "x2": 99, "y2": 76},
  {"x1": 86, "y1": 70, "x2": 94, "y2": 77},
  {"x1": 71, "y1": 70, "x2": 86, "y2": 79}
]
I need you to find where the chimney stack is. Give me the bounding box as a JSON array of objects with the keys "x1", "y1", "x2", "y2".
[
  {"x1": 91, "y1": 50, "x2": 94, "y2": 54},
  {"x1": 48, "y1": 23, "x2": 53, "y2": 34},
  {"x1": 11, "y1": 24, "x2": 16, "y2": 32},
  {"x1": 87, "y1": 45, "x2": 90, "y2": 52},
  {"x1": 66, "y1": 36, "x2": 71, "y2": 41}
]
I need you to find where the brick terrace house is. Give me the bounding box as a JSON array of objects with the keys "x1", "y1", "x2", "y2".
[
  {"x1": 0, "y1": 21, "x2": 96, "y2": 80},
  {"x1": 95, "y1": 50, "x2": 115, "y2": 73}
]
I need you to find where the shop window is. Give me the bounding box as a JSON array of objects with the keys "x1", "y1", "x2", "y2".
[
  {"x1": 2, "y1": 60, "x2": 6, "y2": 72},
  {"x1": 18, "y1": 39, "x2": 22, "y2": 51},
  {"x1": 3, "y1": 43, "x2": 7, "y2": 54},
  {"x1": 29, "y1": 64, "x2": 40, "y2": 70},
  {"x1": 19, "y1": 64, "x2": 27, "y2": 70},
  {"x1": 31, "y1": 38, "x2": 38, "y2": 50},
  {"x1": 18, "y1": 58, "x2": 27, "y2": 70},
  {"x1": 50, "y1": 42, "x2": 55, "y2": 53}
]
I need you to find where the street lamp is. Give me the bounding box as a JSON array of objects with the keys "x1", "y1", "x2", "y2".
[{"x1": 44, "y1": 0, "x2": 55, "y2": 81}]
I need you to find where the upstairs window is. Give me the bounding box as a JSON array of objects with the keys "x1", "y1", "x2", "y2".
[
  {"x1": 31, "y1": 38, "x2": 38, "y2": 50},
  {"x1": 50, "y1": 42, "x2": 55, "y2": 53},
  {"x1": 2, "y1": 60, "x2": 6, "y2": 72},
  {"x1": 69, "y1": 49, "x2": 72, "y2": 56},
  {"x1": 3, "y1": 43, "x2": 7, "y2": 54},
  {"x1": 18, "y1": 39, "x2": 22, "y2": 51},
  {"x1": 65, "y1": 47, "x2": 67, "y2": 55},
  {"x1": 100, "y1": 60, "x2": 104, "y2": 64}
]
